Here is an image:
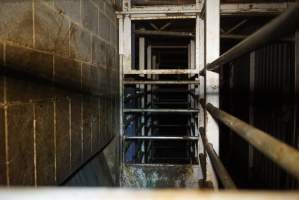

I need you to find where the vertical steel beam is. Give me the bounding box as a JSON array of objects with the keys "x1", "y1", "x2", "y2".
[
  {"x1": 295, "y1": 31, "x2": 299, "y2": 150},
  {"x1": 198, "y1": 17, "x2": 205, "y2": 155},
  {"x1": 118, "y1": 16, "x2": 124, "y2": 184},
  {"x1": 123, "y1": 15, "x2": 132, "y2": 73},
  {"x1": 205, "y1": 0, "x2": 220, "y2": 153},
  {"x1": 147, "y1": 45, "x2": 152, "y2": 105},
  {"x1": 191, "y1": 40, "x2": 195, "y2": 70},
  {"x1": 196, "y1": 16, "x2": 203, "y2": 72},
  {"x1": 188, "y1": 42, "x2": 192, "y2": 69},
  {"x1": 249, "y1": 51, "x2": 255, "y2": 178},
  {"x1": 147, "y1": 45, "x2": 152, "y2": 139},
  {"x1": 190, "y1": 40, "x2": 196, "y2": 108},
  {"x1": 139, "y1": 36, "x2": 145, "y2": 163},
  {"x1": 205, "y1": 0, "x2": 220, "y2": 188}
]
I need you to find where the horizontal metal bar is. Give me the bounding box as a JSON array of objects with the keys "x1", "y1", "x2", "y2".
[
  {"x1": 153, "y1": 102, "x2": 188, "y2": 105},
  {"x1": 130, "y1": 15, "x2": 196, "y2": 20},
  {"x1": 152, "y1": 124, "x2": 188, "y2": 128},
  {"x1": 125, "y1": 163, "x2": 199, "y2": 167},
  {"x1": 199, "y1": 128, "x2": 236, "y2": 189},
  {"x1": 221, "y1": 3, "x2": 292, "y2": 16},
  {"x1": 221, "y1": 34, "x2": 294, "y2": 42},
  {"x1": 125, "y1": 69, "x2": 198, "y2": 75},
  {"x1": 131, "y1": 0, "x2": 196, "y2": 6},
  {"x1": 123, "y1": 109, "x2": 199, "y2": 113},
  {"x1": 206, "y1": 2, "x2": 299, "y2": 71},
  {"x1": 123, "y1": 80, "x2": 200, "y2": 85},
  {"x1": 124, "y1": 136, "x2": 199, "y2": 141},
  {"x1": 117, "y1": 5, "x2": 200, "y2": 15},
  {"x1": 135, "y1": 30, "x2": 194, "y2": 38},
  {"x1": 151, "y1": 45, "x2": 188, "y2": 49},
  {"x1": 202, "y1": 101, "x2": 299, "y2": 180}
]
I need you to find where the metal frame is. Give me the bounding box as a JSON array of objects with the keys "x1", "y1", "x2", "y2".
[
  {"x1": 221, "y1": 3, "x2": 293, "y2": 16},
  {"x1": 205, "y1": 3, "x2": 299, "y2": 72},
  {"x1": 202, "y1": 102, "x2": 299, "y2": 180},
  {"x1": 124, "y1": 136, "x2": 199, "y2": 141},
  {"x1": 199, "y1": 128, "x2": 236, "y2": 189},
  {"x1": 199, "y1": 1, "x2": 299, "y2": 188},
  {"x1": 123, "y1": 80, "x2": 200, "y2": 85}
]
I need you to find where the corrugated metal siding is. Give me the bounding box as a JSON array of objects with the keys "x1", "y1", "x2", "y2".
[
  {"x1": 220, "y1": 40, "x2": 299, "y2": 189},
  {"x1": 252, "y1": 42, "x2": 298, "y2": 189}
]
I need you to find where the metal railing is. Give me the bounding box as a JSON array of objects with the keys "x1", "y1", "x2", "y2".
[
  {"x1": 200, "y1": 2, "x2": 299, "y2": 187},
  {"x1": 199, "y1": 128, "x2": 237, "y2": 189},
  {"x1": 203, "y1": 2, "x2": 299, "y2": 72},
  {"x1": 201, "y1": 101, "x2": 299, "y2": 181}
]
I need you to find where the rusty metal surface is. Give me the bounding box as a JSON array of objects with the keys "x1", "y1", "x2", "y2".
[
  {"x1": 219, "y1": 40, "x2": 298, "y2": 189},
  {"x1": 202, "y1": 102, "x2": 299, "y2": 181},
  {"x1": 206, "y1": 2, "x2": 299, "y2": 71},
  {"x1": 121, "y1": 164, "x2": 202, "y2": 188},
  {"x1": 132, "y1": 0, "x2": 196, "y2": 6},
  {"x1": 199, "y1": 128, "x2": 236, "y2": 189}
]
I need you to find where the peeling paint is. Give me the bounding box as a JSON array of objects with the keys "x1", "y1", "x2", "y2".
[{"x1": 121, "y1": 164, "x2": 202, "y2": 188}]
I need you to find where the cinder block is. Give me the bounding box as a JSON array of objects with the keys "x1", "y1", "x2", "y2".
[
  {"x1": 35, "y1": 101, "x2": 55, "y2": 185},
  {"x1": 70, "y1": 94, "x2": 82, "y2": 171},
  {"x1": 0, "y1": 0, "x2": 33, "y2": 47},
  {"x1": 0, "y1": 107, "x2": 6, "y2": 185},
  {"x1": 83, "y1": 96, "x2": 94, "y2": 160},
  {"x1": 0, "y1": 42, "x2": 3, "y2": 67},
  {"x1": 82, "y1": 64, "x2": 100, "y2": 95},
  {"x1": 82, "y1": 0, "x2": 98, "y2": 34},
  {"x1": 54, "y1": 56, "x2": 81, "y2": 90},
  {"x1": 97, "y1": 66, "x2": 107, "y2": 94},
  {"x1": 70, "y1": 23, "x2": 91, "y2": 62},
  {"x1": 35, "y1": 1, "x2": 70, "y2": 57},
  {"x1": 92, "y1": 36, "x2": 107, "y2": 68},
  {"x1": 41, "y1": 0, "x2": 54, "y2": 8},
  {"x1": 92, "y1": 0, "x2": 104, "y2": 9},
  {"x1": 97, "y1": 98, "x2": 102, "y2": 149},
  {"x1": 7, "y1": 104, "x2": 34, "y2": 185},
  {"x1": 54, "y1": 0, "x2": 80, "y2": 23},
  {"x1": 0, "y1": 77, "x2": 3, "y2": 104},
  {"x1": 6, "y1": 76, "x2": 55, "y2": 103},
  {"x1": 105, "y1": 3, "x2": 116, "y2": 24},
  {"x1": 6, "y1": 45, "x2": 53, "y2": 81},
  {"x1": 55, "y1": 99, "x2": 70, "y2": 184},
  {"x1": 98, "y1": 11, "x2": 107, "y2": 40},
  {"x1": 106, "y1": 46, "x2": 113, "y2": 70},
  {"x1": 90, "y1": 96, "x2": 99, "y2": 153},
  {"x1": 100, "y1": 96, "x2": 107, "y2": 145}
]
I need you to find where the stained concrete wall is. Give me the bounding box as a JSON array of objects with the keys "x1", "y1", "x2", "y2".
[{"x1": 0, "y1": 0, "x2": 119, "y2": 186}]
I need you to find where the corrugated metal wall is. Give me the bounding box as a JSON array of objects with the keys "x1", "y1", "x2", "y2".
[
  {"x1": 220, "y1": 39, "x2": 299, "y2": 189},
  {"x1": 252, "y1": 42, "x2": 298, "y2": 189}
]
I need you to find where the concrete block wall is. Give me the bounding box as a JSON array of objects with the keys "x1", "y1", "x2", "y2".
[{"x1": 0, "y1": 0, "x2": 119, "y2": 186}]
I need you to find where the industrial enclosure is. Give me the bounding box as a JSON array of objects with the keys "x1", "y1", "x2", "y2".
[{"x1": 0, "y1": 0, "x2": 299, "y2": 198}]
